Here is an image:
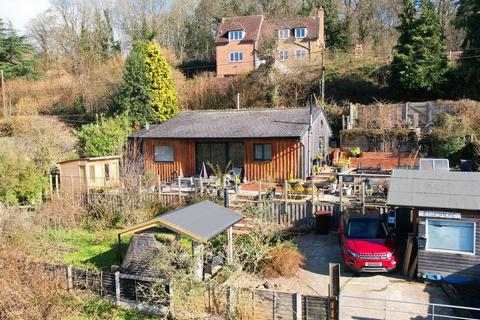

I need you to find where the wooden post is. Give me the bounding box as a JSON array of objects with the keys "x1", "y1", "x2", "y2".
[
  {"x1": 329, "y1": 263, "x2": 340, "y2": 320},
  {"x1": 67, "y1": 265, "x2": 73, "y2": 290},
  {"x1": 258, "y1": 179, "x2": 262, "y2": 199},
  {"x1": 295, "y1": 292, "x2": 302, "y2": 320},
  {"x1": 338, "y1": 175, "x2": 343, "y2": 213},
  {"x1": 157, "y1": 175, "x2": 161, "y2": 201},
  {"x1": 49, "y1": 174, "x2": 53, "y2": 198},
  {"x1": 55, "y1": 174, "x2": 60, "y2": 197},
  {"x1": 283, "y1": 180, "x2": 288, "y2": 214},
  {"x1": 192, "y1": 241, "x2": 204, "y2": 280},
  {"x1": 200, "y1": 177, "x2": 204, "y2": 196},
  {"x1": 1, "y1": 69, "x2": 6, "y2": 117},
  {"x1": 114, "y1": 271, "x2": 121, "y2": 305},
  {"x1": 177, "y1": 176, "x2": 181, "y2": 203},
  {"x1": 227, "y1": 226, "x2": 233, "y2": 264}
]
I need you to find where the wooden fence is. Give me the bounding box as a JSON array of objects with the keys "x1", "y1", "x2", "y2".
[{"x1": 37, "y1": 262, "x2": 330, "y2": 319}]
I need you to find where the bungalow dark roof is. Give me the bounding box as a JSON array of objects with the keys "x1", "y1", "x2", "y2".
[
  {"x1": 387, "y1": 169, "x2": 480, "y2": 211},
  {"x1": 215, "y1": 15, "x2": 263, "y2": 44},
  {"x1": 131, "y1": 107, "x2": 324, "y2": 139}
]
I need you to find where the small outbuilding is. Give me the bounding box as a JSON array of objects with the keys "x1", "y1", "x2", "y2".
[
  {"x1": 388, "y1": 169, "x2": 480, "y2": 284},
  {"x1": 118, "y1": 201, "x2": 243, "y2": 279},
  {"x1": 57, "y1": 156, "x2": 121, "y2": 191}
]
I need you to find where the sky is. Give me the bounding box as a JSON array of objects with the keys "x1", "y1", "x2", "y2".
[{"x1": 0, "y1": 0, "x2": 51, "y2": 33}]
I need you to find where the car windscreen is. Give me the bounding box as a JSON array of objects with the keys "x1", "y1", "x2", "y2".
[{"x1": 347, "y1": 220, "x2": 389, "y2": 239}]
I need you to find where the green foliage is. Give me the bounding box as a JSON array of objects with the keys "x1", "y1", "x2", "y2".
[
  {"x1": 0, "y1": 154, "x2": 46, "y2": 204},
  {"x1": 144, "y1": 43, "x2": 178, "y2": 122},
  {"x1": 389, "y1": 0, "x2": 449, "y2": 96},
  {"x1": 299, "y1": 0, "x2": 353, "y2": 51},
  {"x1": 453, "y1": 0, "x2": 480, "y2": 98},
  {"x1": 78, "y1": 115, "x2": 132, "y2": 158},
  {"x1": 112, "y1": 42, "x2": 177, "y2": 125},
  {"x1": 431, "y1": 113, "x2": 473, "y2": 164},
  {"x1": 0, "y1": 19, "x2": 39, "y2": 79}
]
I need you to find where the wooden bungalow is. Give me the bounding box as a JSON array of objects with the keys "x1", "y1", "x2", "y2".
[
  {"x1": 388, "y1": 169, "x2": 480, "y2": 284},
  {"x1": 130, "y1": 108, "x2": 332, "y2": 181}
]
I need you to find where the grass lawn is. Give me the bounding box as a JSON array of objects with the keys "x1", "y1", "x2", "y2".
[{"x1": 39, "y1": 227, "x2": 193, "y2": 270}]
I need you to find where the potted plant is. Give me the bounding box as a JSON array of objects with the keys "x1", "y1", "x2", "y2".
[
  {"x1": 337, "y1": 156, "x2": 348, "y2": 172},
  {"x1": 350, "y1": 147, "x2": 362, "y2": 158}
]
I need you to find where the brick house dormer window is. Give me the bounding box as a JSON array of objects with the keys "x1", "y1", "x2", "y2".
[
  {"x1": 278, "y1": 28, "x2": 290, "y2": 39},
  {"x1": 295, "y1": 27, "x2": 307, "y2": 39},
  {"x1": 228, "y1": 30, "x2": 245, "y2": 41}
]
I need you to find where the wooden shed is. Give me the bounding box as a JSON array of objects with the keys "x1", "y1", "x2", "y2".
[
  {"x1": 57, "y1": 156, "x2": 121, "y2": 191},
  {"x1": 388, "y1": 169, "x2": 480, "y2": 284},
  {"x1": 129, "y1": 108, "x2": 332, "y2": 181}
]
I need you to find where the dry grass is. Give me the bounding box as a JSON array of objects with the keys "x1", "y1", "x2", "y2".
[
  {"x1": 261, "y1": 246, "x2": 305, "y2": 278},
  {"x1": 35, "y1": 196, "x2": 88, "y2": 230}
]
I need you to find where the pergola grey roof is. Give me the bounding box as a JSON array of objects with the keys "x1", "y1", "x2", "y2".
[
  {"x1": 119, "y1": 201, "x2": 243, "y2": 243},
  {"x1": 387, "y1": 169, "x2": 480, "y2": 211},
  {"x1": 131, "y1": 108, "x2": 323, "y2": 139}
]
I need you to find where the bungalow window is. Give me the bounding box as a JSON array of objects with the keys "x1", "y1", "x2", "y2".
[
  {"x1": 154, "y1": 145, "x2": 174, "y2": 162},
  {"x1": 279, "y1": 50, "x2": 289, "y2": 61},
  {"x1": 228, "y1": 30, "x2": 245, "y2": 41},
  {"x1": 426, "y1": 219, "x2": 475, "y2": 254},
  {"x1": 278, "y1": 28, "x2": 290, "y2": 39},
  {"x1": 104, "y1": 163, "x2": 110, "y2": 181},
  {"x1": 296, "y1": 49, "x2": 307, "y2": 60},
  {"x1": 88, "y1": 165, "x2": 96, "y2": 184},
  {"x1": 254, "y1": 144, "x2": 272, "y2": 161},
  {"x1": 229, "y1": 52, "x2": 244, "y2": 62},
  {"x1": 295, "y1": 27, "x2": 307, "y2": 39}
]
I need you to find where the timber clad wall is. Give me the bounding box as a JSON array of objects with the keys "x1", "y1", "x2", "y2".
[
  {"x1": 244, "y1": 139, "x2": 301, "y2": 181},
  {"x1": 417, "y1": 210, "x2": 480, "y2": 282},
  {"x1": 144, "y1": 140, "x2": 195, "y2": 179},
  {"x1": 143, "y1": 139, "x2": 301, "y2": 181}
]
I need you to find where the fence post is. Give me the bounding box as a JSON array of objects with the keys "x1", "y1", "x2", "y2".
[
  {"x1": 158, "y1": 175, "x2": 161, "y2": 201},
  {"x1": 115, "y1": 271, "x2": 121, "y2": 305},
  {"x1": 200, "y1": 177, "x2": 203, "y2": 196},
  {"x1": 329, "y1": 263, "x2": 340, "y2": 320},
  {"x1": 295, "y1": 292, "x2": 302, "y2": 320},
  {"x1": 55, "y1": 174, "x2": 60, "y2": 197},
  {"x1": 258, "y1": 179, "x2": 262, "y2": 199},
  {"x1": 227, "y1": 226, "x2": 233, "y2": 264},
  {"x1": 67, "y1": 265, "x2": 73, "y2": 290},
  {"x1": 49, "y1": 174, "x2": 53, "y2": 198},
  {"x1": 177, "y1": 176, "x2": 181, "y2": 203}
]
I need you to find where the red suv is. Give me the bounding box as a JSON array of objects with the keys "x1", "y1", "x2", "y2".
[{"x1": 339, "y1": 216, "x2": 398, "y2": 273}]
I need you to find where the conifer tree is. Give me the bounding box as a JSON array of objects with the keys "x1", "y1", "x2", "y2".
[
  {"x1": 389, "y1": 0, "x2": 448, "y2": 95},
  {"x1": 112, "y1": 42, "x2": 177, "y2": 125},
  {"x1": 453, "y1": 0, "x2": 480, "y2": 97}
]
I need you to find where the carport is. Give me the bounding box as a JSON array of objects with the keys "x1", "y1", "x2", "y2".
[{"x1": 118, "y1": 200, "x2": 243, "y2": 279}]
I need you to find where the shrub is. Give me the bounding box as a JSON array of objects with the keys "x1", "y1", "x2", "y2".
[
  {"x1": 77, "y1": 114, "x2": 132, "y2": 158},
  {"x1": 261, "y1": 244, "x2": 305, "y2": 278}
]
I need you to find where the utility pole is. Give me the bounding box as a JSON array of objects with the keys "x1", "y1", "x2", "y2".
[{"x1": 1, "y1": 70, "x2": 6, "y2": 117}]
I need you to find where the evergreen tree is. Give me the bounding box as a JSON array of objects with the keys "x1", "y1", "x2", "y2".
[
  {"x1": 144, "y1": 43, "x2": 178, "y2": 123},
  {"x1": 453, "y1": 0, "x2": 480, "y2": 97},
  {"x1": 299, "y1": 0, "x2": 352, "y2": 51},
  {"x1": 0, "y1": 19, "x2": 39, "y2": 79},
  {"x1": 389, "y1": 0, "x2": 449, "y2": 95},
  {"x1": 112, "y1": 42, "x2": 177, "y2": 125}
]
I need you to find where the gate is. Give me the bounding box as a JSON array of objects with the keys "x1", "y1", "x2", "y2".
[{"x1": 339, "y1": 295, "x2": 480, "y2": 320}]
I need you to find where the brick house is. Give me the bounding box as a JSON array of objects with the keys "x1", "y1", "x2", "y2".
[{"x1": 215, "y1": 9, "x2": 325, "y2": 77}]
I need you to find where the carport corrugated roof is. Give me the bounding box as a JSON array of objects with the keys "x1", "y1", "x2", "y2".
[
  {"x1": 387, "y1": 169, "x2": 480, "y2": 211},
  {"x1": 118, "y1": 201, "x2": 243, "y2": 243}
]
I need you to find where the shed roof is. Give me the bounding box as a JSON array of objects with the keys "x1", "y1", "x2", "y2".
[
  {"x1": 387, "y1": 169, "x2": 480, "y2": 211},
  {"x1": 119, "y1": 201, "x2": 243, "y2": 243},
  {"x1": 131, "y1": 107, "x2": 324, "y2": 140},
  {"x1": 57, "y1": 155, "x2": 121, "y2": 165}
]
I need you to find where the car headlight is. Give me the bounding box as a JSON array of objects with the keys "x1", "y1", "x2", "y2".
[
  {"x1": 386, "y1": 251, "x2": 395, "y2": 259},
  {"x1": 347, "y1": 248, "x2": 361, "y2": 258}
]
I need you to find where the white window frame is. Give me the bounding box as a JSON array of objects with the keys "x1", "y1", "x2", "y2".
[
  {"x1": 296, "y1": 49, "x2": 307, "y2": 60},
  {"x1": 278, "y1": 28, "x2": 290, "y2": 39},
  {"x1": 228, "y1": 30, "x2": 245, "y2": 41},
  {"x1": 229, "y1": 52, "x2": 244, "y2": 62},
  {"x1": 295, "y1": 27, "x2": 307, "y2": 39},
  {"x1": 425, "y1": 219, "x2": 476, "y2": 255},
  {"x1": 279, "y1": 50, "x2": 289, "y2": 61},
  {"x1": 154, "y1": 145, "x2": 174, "y2": 163}
]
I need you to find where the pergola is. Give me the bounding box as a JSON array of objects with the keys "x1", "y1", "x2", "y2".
[{"x1": 118, "y1": 200, "x2": 243, "y2": 279}]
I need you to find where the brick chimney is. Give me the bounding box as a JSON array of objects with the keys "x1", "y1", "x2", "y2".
[{"x1": 317, "y1": 7, "x2": 325, "y2": 47}]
